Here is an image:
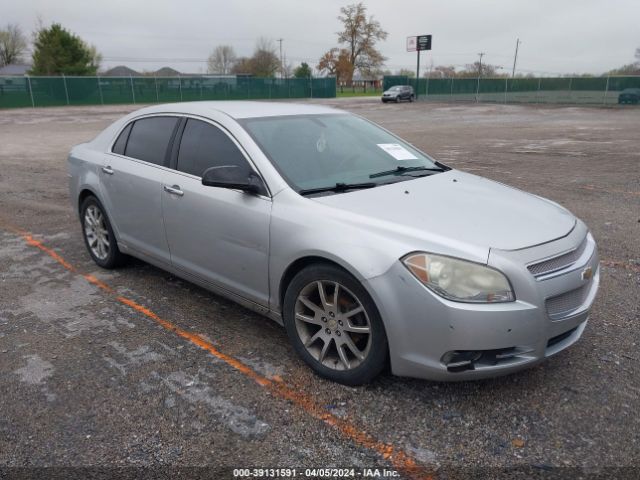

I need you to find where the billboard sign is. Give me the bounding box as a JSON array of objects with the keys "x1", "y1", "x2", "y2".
[
  {"x1": 406, "y1": 36, "x2": 417, "y2": 52},
  {"x1": 416, "y1": 35, "x2": 432, "y2": 51}
]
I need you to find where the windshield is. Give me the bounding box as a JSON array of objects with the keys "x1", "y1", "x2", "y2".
[
  {"x1": 240, "y1": 114, "x2": 442, "y2": 193},
  {"x1": 390, "y1": 86, "x2": 403, "y2": 91}
]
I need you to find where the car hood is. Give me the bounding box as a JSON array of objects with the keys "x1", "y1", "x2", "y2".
[{"x1": 312, "y1": 170, "x2": 575, "y2": 251}]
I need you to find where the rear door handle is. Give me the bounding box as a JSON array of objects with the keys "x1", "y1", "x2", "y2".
[
  {"x1": 102, "y1": 166, "x2": 114, "y2": 175},
  {"x1": 163, "y1": 185, "x2": 184, "y2": 197}
]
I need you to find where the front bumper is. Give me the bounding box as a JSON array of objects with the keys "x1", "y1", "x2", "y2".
[{"x1": 365, "y1": 222, "x2": 599, "y2": 381}]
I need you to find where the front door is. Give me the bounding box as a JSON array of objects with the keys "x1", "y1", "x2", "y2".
[{"x1": 162, "y1": 118, "x2": 271, "y2": 306}]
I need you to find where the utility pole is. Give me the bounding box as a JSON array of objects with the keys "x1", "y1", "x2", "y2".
[
  {"x1": 277, "y1": 38, "x2": 284, "y2": 78},
  {"x1": 415, "y1": 48, "x2": 420, "y2": 99},
  {"x1": 511, "y1": 38, "x2": 521, "y2": 77},
  {"x1": 476, "y1": 52, "x2": 485, "y2": 102}
]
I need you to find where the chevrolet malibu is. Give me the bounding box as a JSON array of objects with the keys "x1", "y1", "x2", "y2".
[{"x1": 68, "y1": 101, "x2": 599, "y2": 385}]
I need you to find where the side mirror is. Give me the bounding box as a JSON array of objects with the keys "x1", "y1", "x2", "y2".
[{"x1": 201, "y1": 165, "x2": 265, "y2": 195}]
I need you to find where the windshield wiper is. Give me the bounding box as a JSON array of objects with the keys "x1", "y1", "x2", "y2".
[
  {"x1": 369, "y1": 165, "x2": 444, "y2": 179},
  {"x1": 298, "y1": 182, "x2": 377, "y2": 196}
]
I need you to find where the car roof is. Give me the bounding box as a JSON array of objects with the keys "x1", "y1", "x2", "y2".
[{"x1": 128, "y1": 101, "x2": 345, "y2": 120}]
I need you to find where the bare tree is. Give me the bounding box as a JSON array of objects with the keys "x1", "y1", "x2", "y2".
[
  {"x1": 0, "y1": 23, "x2": 28, "y2": 66},
  {"x1": 229, "y1": 39, "x2": 279, "y2": 77},
  {"x1": 336, "y1": 3, "x2": 387, "y2": 84},
  {"x1": 396, "y1": 68, "x2": 415, "y2": 78},
  {"x1": 458, "y1": 62, "x2": 504, "y2": 78},
  {"x1": 231, "y1": 57, "x2": 253, "y2": 75},
  {"x1": 430, "y1": 65, "x2": 457, "y2": 78},
  {"x1": 606, "y1": 47, "x2": 640, "y2": 76},
  {"x1": 250, "y1": 37, "x2": 280, "y2": 77},
  {"x1": 281, "y1": 53, "x2": 293, "y2": 78},
  {"x1": 207, "y1": 45, "x2": 237, "y2": 75}
]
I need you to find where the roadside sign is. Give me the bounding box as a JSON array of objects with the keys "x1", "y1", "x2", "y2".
[
  {"x1": 407, "y1": 34, "x2": 432, "y2": 100},
  {"x1": 417, "y1": 35, "x2": 432, "y2": 51},
  {"x1": 406, "y1": 36, "x2": 417, "y2": 52}
]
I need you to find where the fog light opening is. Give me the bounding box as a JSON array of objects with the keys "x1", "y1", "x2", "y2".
[{"x1": 442, "y1": 350, "x2": 482, "y2": 372}]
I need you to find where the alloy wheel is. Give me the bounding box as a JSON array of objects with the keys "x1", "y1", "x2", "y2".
[
  {"x1": 294, "y1": 280, "x2": 372, "y2": 371},
  {"x1": 84, "y1": 205, "x2": 110, "y2": 260}
]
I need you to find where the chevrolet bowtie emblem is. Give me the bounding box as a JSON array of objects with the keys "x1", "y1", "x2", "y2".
[{"x1": 581, "y1": 266, "x2": 593, "y2": 281}]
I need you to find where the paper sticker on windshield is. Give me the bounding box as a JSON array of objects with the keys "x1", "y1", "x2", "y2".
[{"x1": 377, "y1": 143, "x2": 418, "y2": 161}]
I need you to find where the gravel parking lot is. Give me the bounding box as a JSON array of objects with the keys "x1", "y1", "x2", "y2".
[{"x1": 1, "y1": 99, "x2": 639, "y2": 479}]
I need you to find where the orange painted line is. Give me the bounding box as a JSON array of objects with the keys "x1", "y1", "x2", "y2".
[{"x1": 0, "y1": 222, "x2": 432, "y2": 480}]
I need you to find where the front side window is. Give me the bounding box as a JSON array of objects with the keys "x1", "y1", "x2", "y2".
[
  {"x1": 240, "y1": 114, "x2": 443, "y2": 192},
  {"x1": 125, "y1": 116, "x2": 179, "y2": 166},
  {"x1": 176, "y1": 119, "x2": 250, "y2": 177}
]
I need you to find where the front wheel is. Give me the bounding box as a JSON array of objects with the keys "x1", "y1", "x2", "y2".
[
  {"x1": 80, "y1": 196, "x2": 126, "y2": 269},
  {"x1": 283, "y1": 264, "x2": 388, "y2": 385},
  {"x1": 409, "y1": 94, "x2": 415, "y2": 102}
]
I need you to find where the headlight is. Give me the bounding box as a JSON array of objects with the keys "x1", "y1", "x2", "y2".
[{"x1": 402, "y1": 253, "x2": 515, "y2": 303}]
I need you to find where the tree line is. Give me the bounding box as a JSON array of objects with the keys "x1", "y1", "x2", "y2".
[
  {"x1": 2, "y1": 2, "x2": 639, "y2": 79},
  {"x1": 1, "y1": 22, "x2": 101, "y2": 75}
]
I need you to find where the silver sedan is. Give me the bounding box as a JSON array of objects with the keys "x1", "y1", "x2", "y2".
[{"x1": 68, "y1": 101, "x2": 599, "y2": 385}]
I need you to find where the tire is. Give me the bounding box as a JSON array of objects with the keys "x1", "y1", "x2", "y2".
[
  {"x1": 395, "y1": 96, "x2": 400, "y2": 103},
  {"x1": 283, "y1": 264, "x2": 388, "y2": 385},
  {"x1": 80, "y1": 195, "x2": 126, "y2": 269},
  {"x1": 381, "y1": 99, "x2": 386, "y2": 103},
  {"x1": 409, "y1": 95, "x2": 414, "y2": 102}
]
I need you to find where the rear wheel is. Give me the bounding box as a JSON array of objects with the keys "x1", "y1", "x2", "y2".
[
  {"x1": 80, "y1": 196, "x2": 126, "y2": 269},
  {"x1": 283, "y1": 264, "x2": 388, "y2": 385}
]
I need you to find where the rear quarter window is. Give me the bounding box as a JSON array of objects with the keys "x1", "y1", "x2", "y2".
[
  {"x1": 111, "y1": 123, "x2": 132, "y2": 155},
  {"x1": 124, "y1": 116, "x2": 179, "y2": 166}
]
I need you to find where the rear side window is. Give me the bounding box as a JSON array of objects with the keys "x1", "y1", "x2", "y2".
[
  {"x1": 112, "y1": 123, "x2": 132, "y2": 155},
  {"x1": 125, "y1": 116, "x2": 179, "y2": 166},
  {"x1": 176, "y1": 119, "x2": 250, "y2": 177}
]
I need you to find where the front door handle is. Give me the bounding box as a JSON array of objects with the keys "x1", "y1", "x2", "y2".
[
  {"x1": 102, "y1": 166, "x2": 114, "y2": 175},
  {"x1": 163, "y1": 185, "x2": 184, "y2": 197}
]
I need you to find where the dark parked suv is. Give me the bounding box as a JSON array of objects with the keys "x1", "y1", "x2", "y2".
[
  {"x1": 381, "y1": 85, "x2": 415, "y2": 103},
  {"x1": 618, "y1": 88, "x2": 640, "y2": 104}
]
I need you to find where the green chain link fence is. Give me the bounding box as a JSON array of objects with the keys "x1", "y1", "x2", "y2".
[
  {"x1": 0, "y1": 75, "x2": 337, "y2": 109},
  {"x1": 383, "y1": 75, "x2": 640, "y2": 105}
]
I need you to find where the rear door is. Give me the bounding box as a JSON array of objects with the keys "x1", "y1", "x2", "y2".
[
  {"x1": 162, "y1": 118, "x2": 271, "y2": 306},
  {"x1": 101, "y1": 115, "x2": 180, "y2": 265}
]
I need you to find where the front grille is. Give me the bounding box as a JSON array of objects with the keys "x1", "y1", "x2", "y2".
[
  {"x1": 528, "y1": 236, "x2": 588, "y2": 277},
  {"x1": 546, "y1": 284, "x2": 590, "y2": 318}
]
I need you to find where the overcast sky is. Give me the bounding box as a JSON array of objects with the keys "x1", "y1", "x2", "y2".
[{"x1": 6, "y1": 0, "x2": 639, "y2": 76}]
